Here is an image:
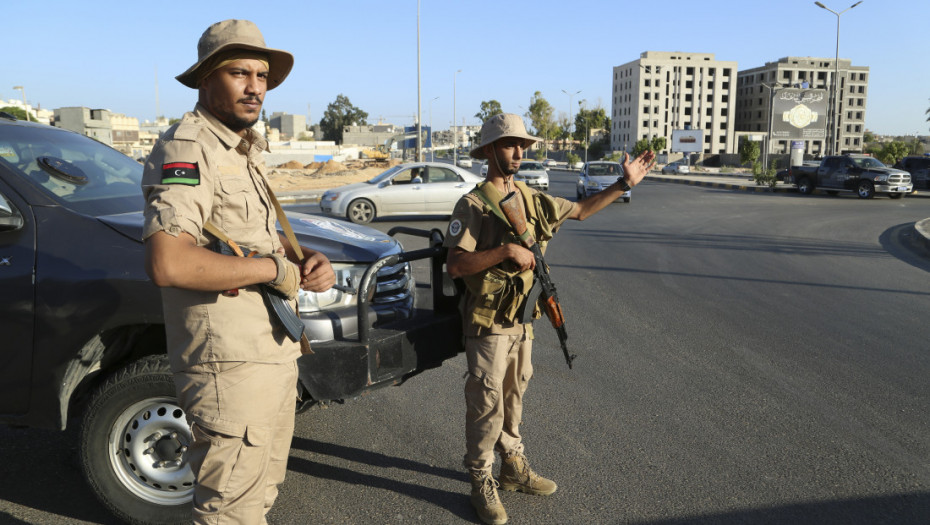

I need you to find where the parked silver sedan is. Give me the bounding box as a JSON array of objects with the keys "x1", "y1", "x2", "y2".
[
  {"x1": 577, "y1": 161, "x2": 630, "y2": 203},
  {"x1": 320, "y1": 162, "x2": 482, "y2": 223}
]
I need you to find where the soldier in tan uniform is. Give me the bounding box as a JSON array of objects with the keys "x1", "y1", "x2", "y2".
[
  {"x1": 444, "y1": 114, "x2": 655, "y2": 525},
  {"x1": 142, "y1": 20, "x2": 335, "y2": 523}
]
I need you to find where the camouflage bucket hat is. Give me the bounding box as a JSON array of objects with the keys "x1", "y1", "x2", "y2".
[
  {"x1": 176, "y1": 19, "x2": 294, "y2": 90},
  {"x1": 470, "y1": 113, "x2": 541, "y2": 160}
]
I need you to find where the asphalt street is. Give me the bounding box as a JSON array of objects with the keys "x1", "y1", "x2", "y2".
[{"x1": 2, "y1": 172, "x2": 929, "y2": 524}]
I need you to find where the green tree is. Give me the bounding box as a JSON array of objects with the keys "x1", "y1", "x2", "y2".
[
  {"x1": 320, "y1": 94, "x2": 368, "y2": 144},
  {"x1": 909, "y1": 136, "x2": 924, "y2": 156},
  {"x1": 877, "y1": 141, "x2": 910, "y2": 166},
  {"x1": 650, "y1": 136, "x2": 667, "y2": 153},
  {"x1": 863, "y1": 130, "x2": 875, "y2": 144},
  {"x1": 573, "y1": 105, "x2": 607, "y2": 142},
  {"x1": 631, "y1": 138, "x2": 652, "y2": 158},
  {"x1": 525, "y1": 92, "x2": 558, "y2": 155},
  {"x1": 739, "y1": 137, "x2": 760, "y2": 166},
  {"x1": 475, "y1": 100, "x2": 503, "y2": 123},
  {"x1": 0, "y1": 106, "x2": 28, "y2": 121}
]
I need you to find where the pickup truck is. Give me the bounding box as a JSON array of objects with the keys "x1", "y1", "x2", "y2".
[
  {"x1": 785, "y1": 154, "x2": 912, "y2": 199},
  {"x1": 0, "y1": 115, "x2": 463, "y2": 524}
]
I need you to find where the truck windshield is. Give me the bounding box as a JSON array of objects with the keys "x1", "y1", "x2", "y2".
[
  {"x1": 850, "y1": 157, "x2": 887, "y2": 169},
  {"x1": 0, "y1": 124, "x2": 143, "y2": 216}
]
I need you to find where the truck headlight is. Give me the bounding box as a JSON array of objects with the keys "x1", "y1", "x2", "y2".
[
  {"x1": 297, "y1": 262, "x2": 367, "y2": 313},
  {"x1": 873, "y1": 175, "x2": 888, "y2": 182}
]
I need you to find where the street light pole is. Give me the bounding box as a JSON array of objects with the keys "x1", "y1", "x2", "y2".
[
  {"x1": 561, "y1": 89, "x2": 581, "y2": 157},
  {"x1": 814, "y1": 1, "x2": 863, "y2": 156},
  {"x1": 453, "y1": 69, "x2": 462, "y2": 166},
  {"x1": 12, "y1": 85, "x2": 29, "y2": 122},
  {"x1": 416, "y1": 0, "x2": 422, "y2": 161},
  {"x1": 429, "y1": 96, "x2": 439, "y2": 161}
]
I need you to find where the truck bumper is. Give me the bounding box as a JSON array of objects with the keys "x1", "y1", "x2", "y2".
[{"x1": 877, "y1": 183, "x2": 913, "y2": 194}]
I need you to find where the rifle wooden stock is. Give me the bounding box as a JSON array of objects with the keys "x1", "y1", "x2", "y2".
[{"x1": 499, "y1": 192, "x2": 535, "y2": 249}]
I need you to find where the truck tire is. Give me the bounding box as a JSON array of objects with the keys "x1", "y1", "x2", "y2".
[
  {"x1": 347, "y1": 198, "x2": 376, "y2": 224},
  {"x1": 857, "y1": 180, "x2": 875, "y2": 199},
  {"x1": 79, "y1": 355, "x2": 193, "y2": 525},
  {"x1": 796, "y1": 176, "x2": 814, "y2": 195},
  {"x1": 889, "y1": 193, "x2": 904, "y2": 199}
]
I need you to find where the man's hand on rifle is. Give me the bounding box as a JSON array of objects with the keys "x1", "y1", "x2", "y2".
[
  {"x1": 299, "y1": 250, "x2": 336, "y2": 292},
  {"x1": 505, "y1": 243, "x2": 536, "y2": 272}
]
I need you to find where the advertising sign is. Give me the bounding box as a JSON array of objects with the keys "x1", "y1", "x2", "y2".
[
  {"x1": 771, "y1": 88, "x2": 828, "y2": 140},
  {"x1": 671, "y1": 129, "x2": 704, "y2": 153}
]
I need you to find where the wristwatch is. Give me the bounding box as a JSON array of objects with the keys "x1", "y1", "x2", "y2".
[{"x1": 617, "y1": 177, "x2": 632, "y2": 192}]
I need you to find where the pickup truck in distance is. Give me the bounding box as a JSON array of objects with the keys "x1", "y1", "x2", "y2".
[
  {"x1": 785, "y1": 154, "x2": 912, "y2": 199},
  {"x1": 0, "y1": 114, "x2": 463, "y2": 525}
]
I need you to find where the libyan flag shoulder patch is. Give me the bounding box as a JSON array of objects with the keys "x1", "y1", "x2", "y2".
[{"x1": 161, "y1": 162, "x2": 200, "y2": 185}]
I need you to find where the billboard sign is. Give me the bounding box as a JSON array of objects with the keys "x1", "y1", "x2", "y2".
[
  {"x1": 771, "y1": 88, "x2": 828, "y2": 140},
  {"x1": 671, "y1": 129, "x2": 704, "y2": 153}
]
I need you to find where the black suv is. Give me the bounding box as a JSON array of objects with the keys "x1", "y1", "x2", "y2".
[
  {"x1": 893, "y1": 155, "x2": 930, "y2": 190},
  {"x1": 0, "y1": 114, "x2": 461, "y2": 524}
]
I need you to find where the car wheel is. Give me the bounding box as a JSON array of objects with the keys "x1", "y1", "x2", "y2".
[
  {"x1": 796, "y1": 177, "x2": 814, "y2": 195},
  {"x1": 889, "y1": 193, "x2": 904, "y2": 199},
  {"x1": 347, "y1": 198, "x2": 376, "y2": 224},
  {"x1": 624, "y1": 197, "x2": 631, "y2": 203},
  {"x1": 857, "y1": 180, "x2": 875, "y2": 199},
  {"x1": 80, "y1": 355, "x2": 193, "y2": 525}
]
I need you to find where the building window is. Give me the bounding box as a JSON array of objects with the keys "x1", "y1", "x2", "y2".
[
  {"x1": 686, "y1": 94, "x2": 693, "y2": 101},
  {"x1": 724, "y1": 68, "x2": 731, "y2": 76},
  {"x1": 687, "y1": 67, "x2": 695, "y2": 75}
]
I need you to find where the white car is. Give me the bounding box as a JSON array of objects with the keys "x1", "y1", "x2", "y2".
[
  {"x1": 661, "y1": 159, "x2": 690, "y2": 174},
  {"x1": 480, "y1": 160, "x2": 488, "y2": 177},
  {"x1": 515, "y1": 160, "x2": 549, "y2": 191},
  {"x1": 577, "y1": 161, "x2": 630, "y2": 203},
  {"x1": 456, "y1": 157, "x2": 473, "y2": 168},
  {"x1": 542, "y1": 158, "x2": 557, "y2": 168},
  {"x1": 320, "y1": 162, "x2": 482, "y2": 223}
]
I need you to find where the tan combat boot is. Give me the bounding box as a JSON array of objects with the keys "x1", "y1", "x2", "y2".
[
  {"x1": 498, "y1": 452, "x2": 558, "y2": 496},
  {"x1": 470, "y1": 470, "x2": 508, "y2": 525}
]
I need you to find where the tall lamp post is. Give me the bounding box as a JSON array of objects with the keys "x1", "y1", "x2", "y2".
[
  {"x1": 429, "y1": 96, "x2": 439, "y2": 161},
  {"x1": 12, "y1": 85, "x2": 29, "y2": 122},
  {"x1": 814, "y1": 1, "x2": 863, "y2": 156},
  {"x1": 561, "y1": 89, "x2": 581, "y2": 157},
  {"x1": 761, "y1": 82, "x2": 784, "y2": 170},
  {"x1": 453, "y1": 69, "x2": 462, "y2": 166},
  {"x1": 416, "y1": 0, "x2": 422, "y2": 161}
]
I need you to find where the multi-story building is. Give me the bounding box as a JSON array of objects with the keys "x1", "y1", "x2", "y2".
[
  {"x1": 736, "y1": 56, "x2": 869, "y2": 156},
  {"x1": 53, "y1": 107, "x2": 114, "y2": 145},
  {"x1": 269, "y1": 112, "x2": 307, "y2": 140},
  {"x1": 612, "y1": 51, "x2": 738, "y2": 155}
]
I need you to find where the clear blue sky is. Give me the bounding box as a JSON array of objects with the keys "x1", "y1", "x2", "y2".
[{"x1": 4, "y1": 0, "x2": 927, "y2": 136}]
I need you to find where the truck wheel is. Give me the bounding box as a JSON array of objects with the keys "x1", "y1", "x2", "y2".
[
  {"x1": 624, "y1": 196, "x2": 631, "y2": 203},
  {"x1": 347, "y1": 198, "x2": 376, "y2": 224},
  {"x1": 796, "y1": 177, "x2": 814, "y2": 195},
  {"x1": 857, "y1": 180, "x2": 875, "y2": 199},
  {"x1": 79, "y1": 355, "x2": 193, "y2": 525},
  {"x1": 889, "y1": 193, "x2": 904, "y2": 199}
]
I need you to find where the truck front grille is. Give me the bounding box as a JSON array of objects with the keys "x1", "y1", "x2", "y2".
[
  {"x1": 889, "y1": 173, "x2": 911, "y2": 184},
  {"x1": 373, "y1": 262, "x2": 412, "y2": 304}
]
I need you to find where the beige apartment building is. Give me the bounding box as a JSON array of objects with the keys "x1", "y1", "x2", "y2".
[
  {"x1": 736, "y1": 56, "x2": 869, "y2": 156},
  {"x1": 611, "y1": 51, "x2": 738, "y2": 155}
]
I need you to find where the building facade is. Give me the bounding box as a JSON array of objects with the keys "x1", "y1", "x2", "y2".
[
  {"x1": 53, "y1": 107, "x2": 114, "y2": 145},
  {"x1": 269, "y1": 112, "x2": 307, "y2": 140},
  {"x1": 612, "y1": 51, "x2": 738, "y2": 155},
  {"x1": 736, "y1": 56, "x2": 869, "y2": 156}
]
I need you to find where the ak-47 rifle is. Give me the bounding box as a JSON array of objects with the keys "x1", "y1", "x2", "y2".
[{"x1": 499, "y1": 191, "x2": 576, "y2": 369}]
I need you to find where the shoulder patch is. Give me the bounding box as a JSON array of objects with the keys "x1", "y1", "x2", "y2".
[
  {"x1": 161, "y1": 162, "x2": 200, "y2": 185},
  {"x1": 448, "y1": 219, "x2": 463, "y2": 237}
]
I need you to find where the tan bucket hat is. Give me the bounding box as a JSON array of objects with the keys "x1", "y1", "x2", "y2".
[
  {"x1": 470, "y1": 113, "x2": 540, "y2": 160},
  {"x1": 176, "y1": 19, "x2": 294, "y2": 90}
]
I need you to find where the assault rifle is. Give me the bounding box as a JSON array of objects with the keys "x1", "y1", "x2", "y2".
[{"x1": 499, "y1": 192, "x2": 576, "y2": 369}]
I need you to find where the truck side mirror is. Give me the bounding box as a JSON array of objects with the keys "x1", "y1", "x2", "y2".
[{"x1": 0, "y1": 193, "x2": 24, "y2": 232}]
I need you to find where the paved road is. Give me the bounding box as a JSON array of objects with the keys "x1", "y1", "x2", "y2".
[{"x1": 3, "y1": 175, "x2": 929, "y2": 524}]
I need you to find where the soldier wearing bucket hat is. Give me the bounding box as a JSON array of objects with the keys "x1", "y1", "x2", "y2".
[
  {"x1": 141, "y1": 19, "x2": 335, "y2": 523},
  {"x1": 445, "y1": 113, "x2": 655, "y2": 525}
]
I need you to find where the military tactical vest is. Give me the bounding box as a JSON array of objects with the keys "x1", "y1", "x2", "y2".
[{"x1": 463, "y1": 180, "x2": 561, "y2": 328}]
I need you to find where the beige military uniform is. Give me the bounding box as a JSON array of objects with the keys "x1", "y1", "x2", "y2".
[
  {"x1": 444, "y1": 185, "x2": 575, "y2": 473},
  {"x1": 142, "y1": 104, "x2": 299, "y2": 523}
]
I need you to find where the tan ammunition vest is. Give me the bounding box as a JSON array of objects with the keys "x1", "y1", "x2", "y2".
[{"x1": 463, "y1": 180, "x2": 561, "y2": 328}]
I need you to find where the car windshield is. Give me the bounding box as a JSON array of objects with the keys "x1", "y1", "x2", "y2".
[
  {"x1": 850, "y1": 157, "x2": 886, "y2": 169},
  {"x1": 520, "y1": 162, "x2": 544, "y2": 171},
  {"x1": 588, "y1": 163, "x2": 621, "y2": 176},
  {"x1": 368, "y1": 165, "x2": 406, "y2": 184},
  {"x1": 0, "y1": 124, "x2": 143, "y2": 216}
]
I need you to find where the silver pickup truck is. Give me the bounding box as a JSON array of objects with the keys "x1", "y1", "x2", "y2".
[{"x1": 786, "y1": 154, "x2": 912, "y2": 199}]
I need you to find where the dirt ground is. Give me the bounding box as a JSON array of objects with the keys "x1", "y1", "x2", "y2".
[{"x1": 266, "y1": 158, "x2": 401, "y2": 192}]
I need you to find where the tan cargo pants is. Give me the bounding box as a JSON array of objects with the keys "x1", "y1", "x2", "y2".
[
  {"x1": 174, "y1": 360, "x2": 298, "y2": 525},
  {"x1": 463, "y1": 332, "x2": 533, "y2": 473}
]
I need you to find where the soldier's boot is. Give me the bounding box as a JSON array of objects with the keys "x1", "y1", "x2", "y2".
[
  {"x1": 498, "y1": 452, "x2": 558, "y2": 496},
  {"x1": 469, "y1": 470, "x2": 508, "y2": 525}
]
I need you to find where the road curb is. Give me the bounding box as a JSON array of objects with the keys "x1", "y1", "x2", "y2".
[
  {"x1": 647, "y1": 175, "x2": 792, "y2": 193},
  {"x1": 914, "y1": 218, "x2": 930, "y2": 251}
]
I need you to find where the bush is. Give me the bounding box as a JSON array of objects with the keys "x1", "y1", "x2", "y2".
[
  {"x1": 752, "y1": 161, "x2": 777, "y2": 188},
  {"x1": 566, "y1": 152, "x2": 581, "y2": 167}
]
